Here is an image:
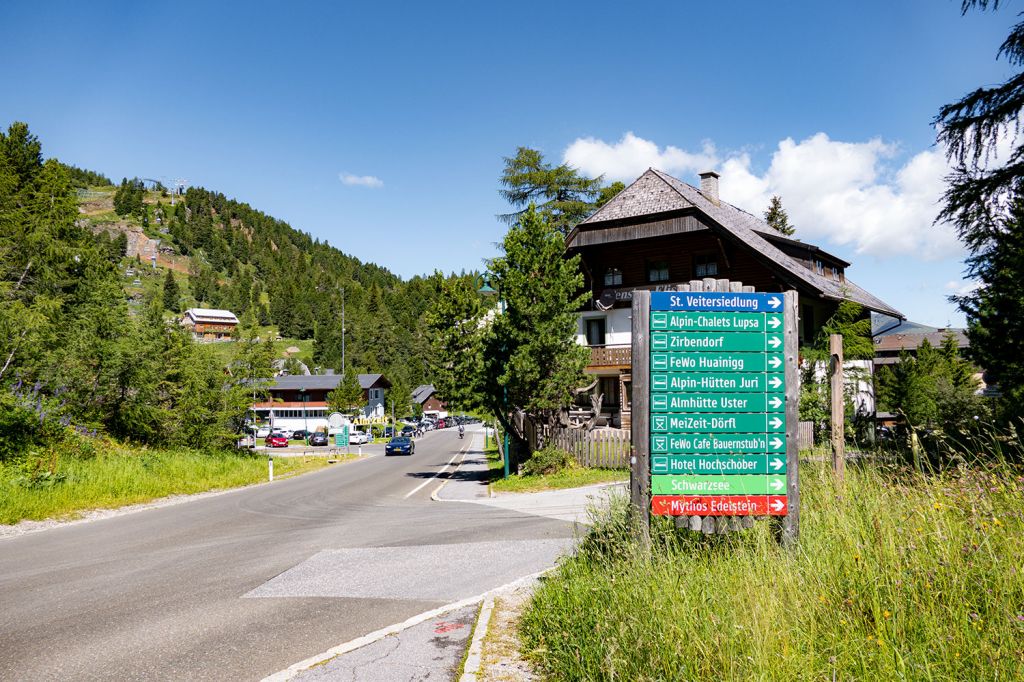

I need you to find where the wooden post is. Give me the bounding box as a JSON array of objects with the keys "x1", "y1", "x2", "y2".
[
  {"x1": 780, "y1": 290, "x2": 800, "y2": 546},
  {"x1": 630, "y1": 290, "x2": 651, "y2": 545},
  {"x1": 830, "y1": 333, "x2": 845, "y2": 482}
]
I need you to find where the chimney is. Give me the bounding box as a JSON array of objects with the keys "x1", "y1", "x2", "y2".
[{"x1": 699, "y1": 170, "x2": 720, "y2": 203}]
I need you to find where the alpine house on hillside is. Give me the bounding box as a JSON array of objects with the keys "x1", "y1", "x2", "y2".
[{"x1": 567, "y1": 168, "x2": 902, "y2": 431}]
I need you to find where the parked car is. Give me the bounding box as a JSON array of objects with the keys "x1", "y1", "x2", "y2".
[
  {"x1": 436, "y1": 418, "x2": 447, "y2": 429},
  {"x1": 385, "y1": 436, "x2": 415, "y2": 456},
  {"x1": 265, "y1": 434, "x2": 289, "y2": 448},
  {"x1": 349, "y1": 429, "x2": 370, "y2": 445},
  {"x1": 383, "y1": 426, "x2": 395, "y2": 438},
  {"x1": 308, "y1": 432, "x2": 328, "y2": 446},
  {"x1": 291, "y1": 429, "x2": 310, "y2": 441},
  {"x1": 401, "y1": 425, "x2": 416, "y2": 438},
  {"x1": 254, "y1": 426, "x2": 271, "y2": 438}
]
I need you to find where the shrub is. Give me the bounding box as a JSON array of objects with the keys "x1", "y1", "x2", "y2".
[{"x1": 520, "y1": 445, "x2": 574, "y2": 476}]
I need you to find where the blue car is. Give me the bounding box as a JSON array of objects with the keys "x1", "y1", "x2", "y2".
[{"x1": 385, "y1": 436, "x2": 415, "y2": 456}]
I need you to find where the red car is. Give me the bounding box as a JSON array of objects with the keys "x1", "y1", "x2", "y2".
[{"x1": 265, "y1": 434, "x2": 289, "y2": 448}]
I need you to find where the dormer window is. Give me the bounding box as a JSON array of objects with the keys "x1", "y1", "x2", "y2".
[
  {"x1": 647, "y1": 260, "x2": 670, "y2": 283},
  {"x1": 603, "y1": 267, "x2": 623, "y2": 286},
  {"x1": 814, "y1": 259, "x2": 825, "y2": 275}
]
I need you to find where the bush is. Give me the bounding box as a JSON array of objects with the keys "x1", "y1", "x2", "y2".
[{"x1": 520, "y1": 445, "x2": 574, "y2": 476}]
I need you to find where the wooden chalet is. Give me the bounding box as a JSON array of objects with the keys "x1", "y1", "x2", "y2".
[
  {"x1": 412, "y1": 384, "x2": 446, "y2": 415},
  {"x1": 567, "y1": 168, "x2": 902, "y2": 430},
  {"x1": 180, "y1": 308, "x2": 239, "y2": 341}
]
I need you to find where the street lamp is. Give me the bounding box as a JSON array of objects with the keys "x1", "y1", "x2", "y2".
[
  {"x1": 478, "y1": 277, "x2": 511, "y2": 479},
  {"x1": 299, "y1": 387, "x2": 308, "y2": 439}
]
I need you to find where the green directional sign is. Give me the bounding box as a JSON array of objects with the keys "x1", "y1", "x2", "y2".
[
  {"x1": 652, "y1": 331, "x2": 784, "y2": 353},
  {"x1": 651, "y1": 454, "x2": 787, "y2": 475},
  {"x1": 651, "y1": 474, "x2": 787, "y2": 495},
  {"x1": 652, "y1": 392, "x2": 784, "y2": 413},
  {"x1": 651, "y1": 413, "x2": 786, "y2": 434},
  {"x1": 651, "y1": 352, "x2": 784, "y2": 373},
  {"x1": 651, "y1": 433, "x2": 786, "y2": 454},
  {"x1": 651, "y1": 372, "x2": 784, "y2": 393},
  {"x1": 334, "y1": 425, "x2": 350, "y2": 447},
  {"x1": 650, "y1": 311, "x2": 783, "y2": 333}
]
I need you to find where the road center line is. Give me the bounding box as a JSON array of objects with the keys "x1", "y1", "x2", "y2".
[{"x1": 403, "y1": 437, "x2": 471, "y2": 499}]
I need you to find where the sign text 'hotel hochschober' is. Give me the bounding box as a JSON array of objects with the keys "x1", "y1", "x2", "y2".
[{"x1": 648, "y1": 291, "x2": 789, "y2": 517}]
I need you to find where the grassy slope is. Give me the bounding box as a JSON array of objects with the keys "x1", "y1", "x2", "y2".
[
  {"x1": 485, "y1": 442, "x2": 628, "y2": 493},
  {"x1": 0, "y1": 444, "x2": 344, "y2": 525},
  {"x1": 520, "y1": 461, "x2": 1024, "y2": 680}
]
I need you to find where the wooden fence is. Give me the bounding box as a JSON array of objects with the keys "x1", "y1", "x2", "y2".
[
  {"x1": 798, "y1": 421, "x2": 814, "y2": 450},
  {"x1": 523, "y1": 419, "x2": 631, "y2": 469}
]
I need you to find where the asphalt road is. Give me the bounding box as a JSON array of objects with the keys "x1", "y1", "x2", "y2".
[{"x1": 0, "y1": 428, "x2": 577, "y2": 681}]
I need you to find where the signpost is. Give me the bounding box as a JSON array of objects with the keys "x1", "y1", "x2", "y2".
[
  {"x1": 335, "y1": 425, "x2": 350, "y2": 447},
  {"x1": 631, "y1": 283, "x2": 799, "y2": 543}
]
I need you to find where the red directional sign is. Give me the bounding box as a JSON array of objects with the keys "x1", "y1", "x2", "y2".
[{"x1": 651, "y1": 495, "x2": 788, "y2": 517}]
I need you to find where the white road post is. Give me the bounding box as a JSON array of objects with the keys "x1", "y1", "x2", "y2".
[{"x1": 269, "y1": 453, "x2": 274, "y2": 482}]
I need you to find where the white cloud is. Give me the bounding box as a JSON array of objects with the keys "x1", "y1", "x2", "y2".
[
  {"x1": 564, "y1": 132, "x2": 718, "y2": 181},
  {"x1": 563, "y1": 131, "x2": 965, "y2": 261},
  {"x1": 944, "y1": 279, "x2": 981, "y2": 296},
  {"x1": 339, "y1": 173, "x2": 383, "y2": 188}
]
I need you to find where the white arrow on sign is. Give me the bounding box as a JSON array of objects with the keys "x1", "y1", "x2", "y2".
[
  {"x1": 768, "y1": 335, "x2": 782, "y2": 349},
  {"x1": 767, "y1": 316, "x2": 781, "y2": 328},
  {"x1": 768, "y1": 296, "x2": 781, "y2": 309},
  {"x1": 768, "y1": 376, "x2": 783, "y2": 389},
  {"x1": 768, "y1": 396, "x2": 783, "y2": 409},
  {"x1": 771, "y1": 498, "x2": 786, "y2": 512},
  {"x1": 769, "y1": 416, "x2": 783, "y2": 430},
  {"x1": 770, "y1": 477, "x2": 785, "y2": 491},
  {"x1": 768, "y1": 356, "x2": 782, "y2": 369},
  {"x1": 769, "y1": 456, "x2": 784, "y2": 470},
  {"x1": 769, "y1": 437, "x2": 784, "y2": 450}
]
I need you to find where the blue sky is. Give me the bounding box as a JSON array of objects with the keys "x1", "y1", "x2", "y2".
[{"x1": 0, "y1": 0, "x2": 1014, "y2": 326}]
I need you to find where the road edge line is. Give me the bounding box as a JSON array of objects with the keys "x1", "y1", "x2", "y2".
[{"x1": 261, "y1": 569, "x2": 548, "y2": 682}]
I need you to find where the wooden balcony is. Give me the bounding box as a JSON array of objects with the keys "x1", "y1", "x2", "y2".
[{"x1": 587, "y1": 344, "x2": 632, "y2": 369}]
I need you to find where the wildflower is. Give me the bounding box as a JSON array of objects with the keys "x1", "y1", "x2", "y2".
[
  {"x1": 883, "y1": 610, "x2": 892, "y2": 619},
  {"x1": 877, "y1": 638, "x2": 884, "y2": 647},
  {"x1": 819, "y1": 595, "x2": 827, "y2": 604},
  {"x1": 994, "y1": 518, "x2": 1002, "y2": 526},
  {"x1": 934, "y1": 502, "x2": 942, "y2": 510}
]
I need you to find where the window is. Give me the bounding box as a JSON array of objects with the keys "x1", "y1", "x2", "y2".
[
  {"x1": 814, "y1": 259, "x2": 825, "y2": 275},
  {"x1": 603, "y1": 267, "x2": 623, "y2": 286},
  {"x1": 647, "y1": 260, "x2": 670, "y2": 283},
  {"x1": 600, "y1": 377, "x2": 620, "y2": 407},
  {"x1": 693, "y1": 253, "x2": 718, "y2": 278},
  {"x1": 585, "y1": 317, "x2": 606, "y2": 346},
  {"x1": 369, "y1": 388, "x2": 383, "y2": 401}
]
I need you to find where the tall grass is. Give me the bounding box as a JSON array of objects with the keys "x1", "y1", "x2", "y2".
[
  {"x1": 0, "y1": 444, "x2": 332, "y2": 525},
  {"x1": 521, "y1": 461, "x2": 1024, "y2": 680}
]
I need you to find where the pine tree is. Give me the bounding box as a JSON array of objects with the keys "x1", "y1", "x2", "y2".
[
  {"x1": 483, "y1": 205, "x2": 590, "y2": 446},
  {"x1": 764, "y1": 195, "x2": 795, "y2": 236},
  {"x1": 328, "y1": 370, "x2": 364, "y2": 413},
  {"x1": 162, "y1": 269, "x2": 180, "y2": 312},
  {"x1": 426, "y1": 276, "x2": 483, "y2": 411}
]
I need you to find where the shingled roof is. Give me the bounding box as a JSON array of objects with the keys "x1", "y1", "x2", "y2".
[{"x1": 569, "y1": 168, "x2": 902, "y2": 318}]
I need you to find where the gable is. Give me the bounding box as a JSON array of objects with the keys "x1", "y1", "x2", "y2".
[{"x1": 579, "y1": 169, "x2": 691, "y2": 225}]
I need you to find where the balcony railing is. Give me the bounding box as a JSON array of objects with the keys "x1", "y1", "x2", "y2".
[{"x1": 587, "y1": 344, "x2": 632, "y2": 368}]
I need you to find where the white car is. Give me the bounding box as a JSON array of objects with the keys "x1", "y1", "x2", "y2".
[{"x1": 349, "y1": 429, "x2": 370, "y2": 445}]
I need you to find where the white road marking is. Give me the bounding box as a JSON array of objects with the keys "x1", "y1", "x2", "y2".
[
  {"x1": 402, "y1": 436, "x2": 471, "y2": 499},
  {"x1": 261, "y1": 570, "x2": 549, "y2": 682}
]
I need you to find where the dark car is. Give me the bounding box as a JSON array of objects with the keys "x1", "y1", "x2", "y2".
[
  {"x1": 385, "y1": 437, "x2": 415, "y2": 456},
  {"x1": 383, "y1": 426, "x2": 395, "y2": 438},
  {"x1": 308, "y1": 432, "x2": 328, "y2": 446},
  {"x1": 265, "y1": 434, "x2": 289, "y2": 448},
  {"x1": 401, "y1": 425, "x2": 416, "y2": 438},
  {"x1": 291, "y1": 429, "x2": 310, "y2": 441}
]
